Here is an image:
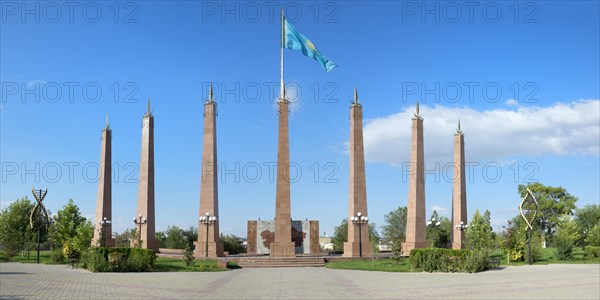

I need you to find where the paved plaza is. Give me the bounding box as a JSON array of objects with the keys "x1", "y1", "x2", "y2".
[{"x1": 1, "y1": 262, "x2": 599, "y2": 299}]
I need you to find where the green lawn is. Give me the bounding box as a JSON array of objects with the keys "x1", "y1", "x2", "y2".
[
  {"x1": 326, "y1": 258, "x2": 414, "y2": 272},
  {"x1": 152, "y1": 257, "x2": 231, "y2": 272},
  {"x1": 0, "y1": 250, "x2": 65, "y2": 264},
  {"x1": 492, "y1": 247, "x2": 599, "y2": 266}
]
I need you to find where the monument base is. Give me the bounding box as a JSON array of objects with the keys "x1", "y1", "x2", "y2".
[
  {"x1": 193, "y1": 241, "x2": 224, "y2": 258},
  {"x1": 343, "y1": 241, "x2": 373, "y2": 257},
  {"x1": 270, "y1": 242, "x2": 295, "y2": 258},
  {"x1": 401, "y1": 241, "x2": 429, "y2": 256},
  {"x1": 104, "y1": 238, "x2": 115, "y2": 247},
  {"x1": 451, "y1": 241, "x2": 465, "y2": 250}
]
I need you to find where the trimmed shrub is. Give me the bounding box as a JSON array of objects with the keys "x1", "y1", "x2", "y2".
[
  {"x1": 584, "y1": 246, "x2": 600, "y2": 259},
  {"x1": 127, "y1": 249, "x2": 156, "y2": 272},
  {"x1": 81, "y1": 247, "x2": 155, "y2": 272},
  {"x1": 108, "y1": 252, "x2": 127, "y2": 272},
  {"x1": 86, "y1": 249, "x2": 108, "y2": 272},
  {"x1": 464, "y1": 250, "x2": 489, "y2": 273},
  {"x1": 409, "y1": 248, "x2": 478, "y2": 273}
]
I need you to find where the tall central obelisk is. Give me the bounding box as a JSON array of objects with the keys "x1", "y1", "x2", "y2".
[
  {"x1": 452, "y1": 120, "x2": 467, "y2": 249},
  {"x1": 136, "y1": 99, "x2": 158, "y2": 251},
  {"x1": 402, "y1": 102, "x2": 428, "y2": 255},
  {"x1": 271, "y1": 91, "x2": 295, "y2": 257},
  {"x1": 344, "y1": 88, "x2": 372, "y2": 257},
  {"x1": 194, "y1": 86, "x2": 224, "y2": 257},
  {"x1": 92, "y1": 116, "x2": 114, "y2": 247}
]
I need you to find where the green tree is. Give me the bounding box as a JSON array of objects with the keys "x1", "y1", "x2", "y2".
[
  {"x1": 115, "y1": 229, "x2": 135, "y2": 248},
  {"x1": 49, "y1": 199, "x2": 87, "y2": 248},
  {"x1": 381, "y1": 206, "x2": 407, "y2": 253},
  {"x1": 220, "y1": 234, "x2": 245, "y2": 255},
  {"x1": 554, "y1": 215, "x2": 580, "y2": 260},
  {"x1": 71, "y1": 220, "x2": 94, "y2": 255},
  {"x1": 164, "y1": 225, "x2": 187, "y2": 249},
  {"x1": 331, "y1": 219, "x2": 379, "y2": 252},
  {"x1": 0, "y1": 197, "x2": 51, "y2": 258},
  {"x1": 155, "y1": 231, "x2": 167, "y2": 248},
  {"x1": 183, "y1": 226, "x2": 198, "y2": 250},
  {"x1": 426, "y1": 210, "x2": 451, "y2": 248},
  {"x1": 517, "y1": 183, "x2": 578, "y2": 240},
  {"x1": 575, "y1": 204, "x2": 600, "y2": 245},
  {"x1": 584, "y1": 223, "x2": 600, "y2": 246},
  {"x1": 466, "y1": 209, "x2": 493, "y2": 253}
]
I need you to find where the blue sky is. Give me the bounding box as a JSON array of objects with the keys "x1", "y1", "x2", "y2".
[{"x1": 1, "y1": 1, "x2": 599, "y2": 237}]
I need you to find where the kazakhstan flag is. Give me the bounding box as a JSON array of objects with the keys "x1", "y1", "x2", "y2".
[{"x1": 284, "y1": 19, "x2": 337, "y2": 72}]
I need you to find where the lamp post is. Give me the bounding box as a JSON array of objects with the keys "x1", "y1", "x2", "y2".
[
  {"x1": 31, "y1": 187, "x2": 48, "y2": 264},
  {"x1": 427, "y1": 217, "x2": 441, "y2": 247},
  {"x1": 455, "y1": 221, "x2": 468, "y2": 230},
  {"x1": 98, "y1": 217, "x2": 112, "y2": 247},
  {"x1": 351, "y1": 212, "x2": 368, "y2": 257},
  {"x1": 133, "y1": 214, "x2": 147, "y2": 248},
  {"x1": 199, "y1": 212, "x2": 217, "y2": 258}
]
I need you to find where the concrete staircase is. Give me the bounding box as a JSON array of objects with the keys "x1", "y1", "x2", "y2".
[{"x1": 228, "y1": 256, "x2": 326, "y2": 268}]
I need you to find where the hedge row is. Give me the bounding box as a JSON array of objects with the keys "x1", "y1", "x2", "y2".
[
  {"x1": 409, "y1": 248, "x2": 489, "y2": 273},
  {"x1": 80, "y1": 247, "x2": 156, "y2": 272},
  {"x1": 584, "y1": 246, "x2": 600, "y2": 259}
]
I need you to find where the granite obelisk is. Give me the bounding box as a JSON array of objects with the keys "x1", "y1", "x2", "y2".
[
  {"x1": 451, "y1": 120, "x2": 467, "y2": 249},
  {"x1": 194, "y1": 86, "x2": 224, "y2": 257},
  {"x1": 402, "y1": 102, "x2": 428, "y2": 255},
  {"x1": 135, "y1": 99, "x2": 158, "y2": 251},
  {"x1": 344, "y1": 88, "x2": 372, "y2": 257},
  {"x1": 270, "y1": 9, "x2": 295, "y2": 258},
  {"x1": 92, "y1": 115, "x2": 114, "y2": 247},
  {"x1": 270, "y1": 94, "x2": 295, "y2": 258}
]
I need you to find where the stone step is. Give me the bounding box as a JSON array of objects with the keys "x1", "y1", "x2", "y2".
[{"x1": 231, "y1": 257, "x2": 326, "y2": 268}]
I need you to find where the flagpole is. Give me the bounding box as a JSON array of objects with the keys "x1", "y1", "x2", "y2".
[{"x1": 280, "y1": 8, "x2": 285, "y2": 101}]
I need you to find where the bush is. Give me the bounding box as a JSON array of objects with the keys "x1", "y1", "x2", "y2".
[
  {"x1": 585, "y1": 223, "x2": 600, "y2": 246},
  {"x1": 409, "y1": 248, "x2": 479, "y2": 273},
  {"x1": 81, "y1": 247, "x2": 155, "y2": 272},
  {"x1": 463, "y1": 250, "x2": 489, "y2": 273},
  {"x1": 51, "y1": 249, "x2": 66, "y2": 263},
  {"x1": 183, "y1": 245, "x2": 195, "y2": 267},
  {"x1": 108, "y1": 252, "x2": 126, "y2": 272},
  {"x1": 523, "y1": 233, "x2": 543, "y2": 262},
  {"x1": 86, "y1": 249, "x2": 108, "y2": 272},
  {"x1": 584, "y1": 246, "x2": 600, "y2": 259},
  {"x1": 555, "y1": 234, "x2": 574, "y2": 260},
  {"x1": 127, "y1": 249, "x2": 155, "y2": 272}
]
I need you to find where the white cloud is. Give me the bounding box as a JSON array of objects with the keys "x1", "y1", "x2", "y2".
[
  {"x1": 26, "y1": 80, "x2": 47, "y2": 88},
  {"x1": 362, "y1": 99, "x2": 600, "y2": 165},
  {"x1": 430, "y1": 205, "x2": 448, "y2": 214},
  {"x1": 505, "y1": 99, "x2": 519, "y2": 106}
]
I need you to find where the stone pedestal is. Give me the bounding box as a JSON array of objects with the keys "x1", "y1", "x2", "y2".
[
  {"x1": 193, "y1": 240, "x2": 224, "y2": 258},
  {"x1": 270, "y1": 242, "x2": 296, "y2": 258},
  {"x1": 92, "y1": 120, "x2": 114, "y2": 247},
  {"x1": 309, "y1": 220, "x2": 320, "y2": 255},
  {"x1": 247, "y1": 220, "x2": 258, "y2": 255},
  {"x1": 135, "y1": 101, "x2": 158, "y2": 252},
  {"x1": 402, "y1": 106, "x2": 427, "y2": 256},
  {"x1": 451, "y1": 124, "x2": 467, "y2": 249}
]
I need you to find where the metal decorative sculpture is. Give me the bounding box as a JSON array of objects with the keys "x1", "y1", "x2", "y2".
[
  {"x1": 519, "y1": 188, "x2": 539, "y2": 264},
  {"x1": 31, "y1": 187, "x2": 50, "y2": 264}
]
